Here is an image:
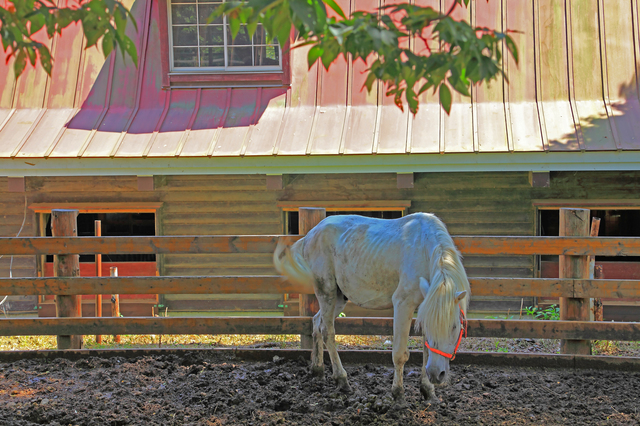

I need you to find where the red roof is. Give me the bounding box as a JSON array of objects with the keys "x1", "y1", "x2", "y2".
[{"x1": 1, "y1": 0, "x2": 639, "y2": 166}]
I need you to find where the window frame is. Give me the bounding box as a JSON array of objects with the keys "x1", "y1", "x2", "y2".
[
  {"x1": 158, "y1": 0, "x2": 291, "y2": 88},
  {"x1": 167, "y1": 0, "x2": 282, "y2": 73}
]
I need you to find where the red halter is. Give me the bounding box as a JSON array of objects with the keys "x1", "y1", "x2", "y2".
[{"x1": 424, "y1": 308, "x2": 467, "y2": 361}]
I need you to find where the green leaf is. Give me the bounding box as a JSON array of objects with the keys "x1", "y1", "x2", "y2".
[
  {"x1": 102, "y1": 32, "x2": 114, "y2": 57},
  {"x1": 307, "y1": 45, "x2": 323, "y2": 68},
  {"x1": 37, "y1": 45, "x2": 52, "y2": 76},
  {"x1": 505, "y1": 34, "x2": 518, "y2": 64},
  {"x1": 14, "y1": 49, "x2": 27, "y2": 77},
  {"x1": 323, "y1": 0, "x2": 346, "y2": 19},
  {"x1": 439, "y1": 84, "x2": 452, "y2": 115}
]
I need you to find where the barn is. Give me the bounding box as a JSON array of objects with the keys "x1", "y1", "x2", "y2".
[{"x1": 1, "y1": 0, "x2": 639, "y2": 320}]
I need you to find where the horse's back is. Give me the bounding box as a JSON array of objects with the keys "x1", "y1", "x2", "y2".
[{"x1": 303, "y1": 213, "x2": 448, "y2": 309}]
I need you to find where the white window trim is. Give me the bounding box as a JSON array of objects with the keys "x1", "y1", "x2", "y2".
[{"x1": 168, "y1": 0, "x2": 282, "y2": 73}]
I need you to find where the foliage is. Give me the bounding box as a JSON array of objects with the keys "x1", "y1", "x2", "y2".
[
  {"x1": 524, "y1": 304, "x2": 560, "y2": 321},
  {"x1": 213, "y1": 0, "x2": 517, "y2": 114},
  {"x1": 0, "y1": 0, "x2": 137, "y2": 77}
]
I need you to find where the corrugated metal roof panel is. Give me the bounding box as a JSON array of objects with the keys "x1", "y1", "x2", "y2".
[{"x1": 2, "y1": 0, "x2": 640, "y2": 166}]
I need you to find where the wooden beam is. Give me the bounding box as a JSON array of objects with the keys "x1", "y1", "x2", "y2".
[
  {"x1": 396, "y1": 173, "x2": 414, "y2": 189},
  {"x1": 51, "y1": 210, "x2": 83, "y2": 350},
  {"x1": 137, "y1": 176, "x2": 154, "y2": 191},
  {"x1": 3, "y1": 276, "x2": 640, "y2": 299},
  {"x1": 4, "y1": 235, "x2": 640, "y2": 256},
  {"x1": 0, "y1": 276, "x2": 299, "y2": 295},
  {"x1": 0, "y1": 235, "x2": 292, "y2": 255},
  {"x1": 452, "y1": 236, "x2": 640, "y2": 256},
  {"x1": 7, "y1": 177, "x2": 25, "y2": 192},
  {"x1": 266, "y1": 175, "x2": 283, "y2": 190},
  {"x1": 1, "y1": 317, "x2": 639, "y2": 342},
  {"x1": 29, "y1": 202, "x2": 163, "y2": 213},
  {"x1": 559, "y1": 208, "x2": 592, "y2": 355}
]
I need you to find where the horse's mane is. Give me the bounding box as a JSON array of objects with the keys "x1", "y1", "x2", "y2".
[{"x1": 414, "y1": 217, "x2": 471, "y2": 345}]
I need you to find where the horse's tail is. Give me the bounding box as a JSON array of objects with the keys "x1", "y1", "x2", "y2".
[{"x1": 273, "y1": 238, "x2": 316, "y2": 294}]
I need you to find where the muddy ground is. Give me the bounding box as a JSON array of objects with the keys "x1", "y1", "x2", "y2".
[{"x1": 1, "y1": 351, "x2": 639, "y2": 426}]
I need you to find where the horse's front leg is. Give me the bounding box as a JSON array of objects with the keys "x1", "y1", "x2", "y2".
[
  {"x1": 420, "y1": 342, "x2": 438, "y2": 403},
  {"x1": 391, "y1": 297, "x2": 417, "y2": 402}
]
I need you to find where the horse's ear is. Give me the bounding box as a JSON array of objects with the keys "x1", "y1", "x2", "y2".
[{"x1": 454, "y1": 291, "x2": 467, "y2": 304}]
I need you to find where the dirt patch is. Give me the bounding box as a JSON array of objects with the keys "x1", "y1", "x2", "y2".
[{"x1": 1, "y1": 352, "x2": 639, "y2": 425}]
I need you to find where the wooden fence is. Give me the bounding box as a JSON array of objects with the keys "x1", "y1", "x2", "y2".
[{"x1": 0, "y1": 208, "x2": 639, "y2": 355}]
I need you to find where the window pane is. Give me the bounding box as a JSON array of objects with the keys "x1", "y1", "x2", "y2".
[
  {"x1": 173, "y1": 47, "x2": 198, "y2": 67},
  {"x1": 172, "y1": 26, "x2": 198, "y2": 46},
  {"x1": 198, "y1": 3, "x2": 223, "y2": 25},
  {"x1": 172, "y1": 0, "x2": 196, "y2": 3},
  {"x1": 199, "y1": 25, "x2": 224, "y2": 46},
  {"x1": 228, "y1": 46, "x2": 252, "y2": 66},
  {"x1": 227, "y1": 26, "x2": 251, "y2": 46},
  {"x1": 200, "y1": 47, "x2": 225, "y2": 67},
  {"x1": 172, "y1": 4, "x2": 196, "y2": 25},
  {"x1": 254, "y1": 45, "x2": 280, "y2": 66},
  {"x1": 253, "y1": 25, "x2": 267, "y2": 44}
]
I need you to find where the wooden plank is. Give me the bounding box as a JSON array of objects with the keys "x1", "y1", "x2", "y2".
[
  {"x1": 574, "y1": 279, "x2": 640, "y2": 298},
  {"x1": 0, "y1": 276, "x2": 307, "y2": 295},
  {"x1": 1, "y1": 317, "x2": 639, "y2": 341},
  {"x1": 469, "y1": 278, "x2": 572, "y2": 298},
  {"x1": 29, "y1": 202, "x2": 162, "y2": 213},
  {"x1": 4, "y1": 235, "x2": 640, "y2": 256},
  {"x1": 453, "y1": 236, "x2": 640, "y2": 256},
  {"x1": 0, "y1": 235, "x2": 294, "y2": 255}
]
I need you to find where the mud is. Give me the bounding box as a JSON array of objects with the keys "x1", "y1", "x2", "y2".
[{"x1": 1, "y1": 351, "x2": 639, "y2": 425}]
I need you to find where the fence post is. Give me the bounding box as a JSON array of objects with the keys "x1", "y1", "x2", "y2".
[
  {"x1": 51, "y1": 209, "x2": 83, "y2": 350},
  {"x1": 559, "y1": 208, "x2": 591, "y2": 355},
  {"x1": 298, "y1": 207, "x2": 326, "y2": 349},
  {"x1": 95, "y1": 220, "x2": 103, "y2": 344},
  {"x1": 110, "y1": 267, "x2": 121, "y2": 344}
]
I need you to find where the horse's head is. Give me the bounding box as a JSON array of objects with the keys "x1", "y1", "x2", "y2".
[{"x1": 418, "y1": 277, "x2": 468, "y2": 385}]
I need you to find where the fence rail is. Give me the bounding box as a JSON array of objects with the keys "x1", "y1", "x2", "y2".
[
  {"x1": 2, "y1": 317, "x2": 639, "y2": 341},
  {"x1": 1, "y1": 211, "x2": 640, "y2": 354},
  {"x1": 4, "y1": 235, "x2": 640, "y2": 256},
  {"x1": 1, "y1": 277, "x2": 640, "y2": 299}
]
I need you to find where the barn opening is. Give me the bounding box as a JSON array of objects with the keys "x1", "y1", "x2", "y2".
[
  {"x1": 538, "y1": 208, "x2": 640, "y2": 320},
  {"x1": 36, "y1": 210, "x2": 159, "y2": 317}
]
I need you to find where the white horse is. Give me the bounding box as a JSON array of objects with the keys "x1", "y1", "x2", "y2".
[{"x1": 274, "y1": 213, "x2": 470, "y2": 402}]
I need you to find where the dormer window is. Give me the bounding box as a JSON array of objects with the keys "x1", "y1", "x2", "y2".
[{"x1": 169, "y1": 0, "x2": 281, "y2": 72}]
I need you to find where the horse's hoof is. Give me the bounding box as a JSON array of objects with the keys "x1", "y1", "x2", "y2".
[
  {"x1": 311, "y1": 365, "x2": 324, "y2": 378},
  {"x1": 391, "y1": 386, "x2": 405, "y2": 402},
  {"x1": 336, "y1": 377, "x2": 352, "y2": 394},
  {"x1": 420, "y1": 383, "x2": 436, "y2": 402}
]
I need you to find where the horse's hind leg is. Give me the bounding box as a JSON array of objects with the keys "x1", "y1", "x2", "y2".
[
  {"x1": 316, "y1": 292, "x2": 351, "y2": 393},
  {"x1": 311, "y1": 310, "x2": 324, "y2": 377}
]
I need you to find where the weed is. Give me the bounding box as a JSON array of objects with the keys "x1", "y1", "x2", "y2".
[{"x1": 524, "y1": 305, "x2": 560, "y2": 321}]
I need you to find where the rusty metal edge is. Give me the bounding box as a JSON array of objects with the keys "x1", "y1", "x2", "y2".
[{"x1": 0, "y1": 348, "x2": 639, "y2": 371}]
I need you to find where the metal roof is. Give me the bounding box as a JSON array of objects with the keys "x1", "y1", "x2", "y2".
[{"x1": 1, "y1": 0, "x2": 640, "y2": 175}]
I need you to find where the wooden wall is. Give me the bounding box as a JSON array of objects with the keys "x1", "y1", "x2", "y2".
[{"x1": 1, "y1": 171, "x2": 639, "y2": 314}]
